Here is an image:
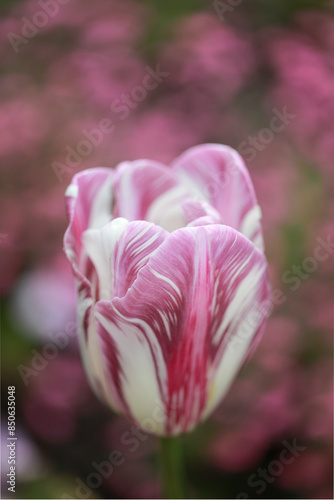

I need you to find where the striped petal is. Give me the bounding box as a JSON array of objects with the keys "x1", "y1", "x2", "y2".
[
  {"x1": 64, "y1": 167, "x2": 114, "y2": 282},
  {"x1": 81, "y1": 219, "x2": 168, "y2": 413},
  {"x1": 112, "y1": 160, "x2": 192, "y2": 232},
  {"x1": 93, "y1": 224, "x2": 270, "y2": 435},
  {"x1": 63, "y1": 168, "x2": 115, "y2": 409},
  {"x1": 171, "y1": 144, "x2": 264, "y2": 250},
  {"x1": 82, "y1": 219, "x2": 168, "y2": 301}
]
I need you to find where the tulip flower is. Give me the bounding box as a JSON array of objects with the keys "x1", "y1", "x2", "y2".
[{"x1": 64, "y1": 144, "x2": 270, "y2": 439}]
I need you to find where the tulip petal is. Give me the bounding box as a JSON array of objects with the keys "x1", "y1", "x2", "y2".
[
  {"x1": 83, "y1": 219, "x2": 168, "y2": 301},
  {"x1": 83, "y1": 220, "x2": 168, "y2": 414},
  {"x1": 172, "y1": 144, "x2": 264, "y2": 250},
  {"x1": 95, "y1": 301, "x2": 168, "y2": 431},
  {"x1": 94, "y1": 224, "x2": 270, "y2": 435},
  {"x1": 64, "y1": 167, "x2": 114, "y2": 282},
  {"x1": 63, "y1": 167, "x2": 114, "y2": 350},
  {"x1": 182, "y1": 199, "x2": 222, "y2": 227},
  {"x1": 63, "y1": 168, "x2": 116, "y2": 409},
  {"x1": 113, "y1": 160, "x2": 192, "y2": 232}
]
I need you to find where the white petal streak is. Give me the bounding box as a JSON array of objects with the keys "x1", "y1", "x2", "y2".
[
  {"x1": 83, "y1": 220, "x2": 168, "y2": 301},
  {"x1": 82, "y1": 218, "x2": 129, "y2": 300},
  {"x1": 95, "y1": 302, "x2": 167, "y2": 433},
  {"x1": 89, "y1": 172, "x2": 115, "y2": 229},
  {"x1": 146, "y1": 184, "x2": 191, "y2": 232},
  {"x1": 113, "y1": 160, "x2": 180, "y2": 222},
  {"x1": 239, "y1": 204, "x2": 262, "y2": 241},
  {"x1": 149, "y1": 268, "x2": 182, "y2": 298}
]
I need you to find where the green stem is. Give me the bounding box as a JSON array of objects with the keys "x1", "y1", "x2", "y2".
[{"x1": 160, "y1": 435, "x2": 188, "y2": 499}]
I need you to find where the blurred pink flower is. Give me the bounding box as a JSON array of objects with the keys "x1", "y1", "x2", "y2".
[
  {"x1": 161, "y1": 12, "x2": 255, "y2": 102},
  {"x1": 106, "y1": 460, "x2": 160, "y2": 499},
  {"x1": 299, "y1": 361, "x2": 333, "y2": 442},
  {"x1": 277, "y1": 449, "x2": 333, "y2": 495},
  {"x1": 254, "y1": 316, "x2": 300, "y2": 372},
  {"x1": 47, "y1": 50, "x2": 147, "y2": 108},
  {"x1": 0, "y1": 98, "x2": 48, "y2": 159},
  {"x1": 264, "y1": 13, "x2": 334, "y2": 178},
  {"x1": 208, "y1": 422, "x2": 268, "y2": 472},
  {"x1": 24, "y1": 356, "x2": 93, "y2": 443},
  {"x1": 295, "y1": 10, "x2": 334, "y2": 51},
  {"x1": 80, "y1": 2, "x2": 146, "y2": 47},
  {"x1": 11, "y1": 254, "x2": 76, "y2": 340},
  {"x1": 122, "y1": 109, "x2": 200, "y2": 163},
  {"x1": 250, "y1": 141, "x2": 300, "y2": 269}
]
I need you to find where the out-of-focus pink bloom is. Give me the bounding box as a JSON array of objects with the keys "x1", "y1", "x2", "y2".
[
  {"x1": 11, "y1": 254, "x2": 76, "y2": 340},
  {"x1": 254, "y1": 380, "x2": 298, "y2": 438},
  {"x1": 0, "y1": 98, "x2": 48, "y2": 159},
  {"x1": 295, "y1": 10, "x2": 334, "y2": 51},
  {"x1": 161, "y1": 13, "x2": 255, "y2": 101},
  {"x1": 0, "y1": 18, "x2": 23, "y2": 60},
  {"x1": 292, "y1": 280, "x2": 333, "y2": 342},
  {"x1": 264, "y1": 13, "x2": 334, "y2": 178},
  {"x1": 251, "y1": 142, "x2": 299, "y2": 229},
  {"x1": 250, "y1": 140, "x2": 300, "y2": 269},
  {"x1": 80, "y1": 2, "x2": 146, "y2": 47},
  {"x1": 129, "y1": 480, "x2": 161, "y2": 500},
  {"x1": 277, "y1": 449, "x2": 333, "y2": 494},
  {"x1": 298, "y1": 361, "x2": 333, "y2": 443},
  {"x1": 24, "y1": 356, "x2": 93, "y2": 443},
  {"x1": 208, "y1": 422, "x2": 268, "y2": 472},
  {"x1": 122, "y1": 109, "x2": 201, "y2": 163},
  {"x1": 105, "y1": 459, "x2": 161, "y2": 499},
  {"x1": 64, "y1": 144, "x2": 270, "y2": 435},
  {"x1": 254, "y1": 316, "x2": 300, "y2": 372},
  {"x1": 47, "y1": 51, "x2": 146, "y2": 108}
]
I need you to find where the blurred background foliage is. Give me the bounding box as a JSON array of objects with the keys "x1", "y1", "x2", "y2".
[{"x1": 0, "y1": 0, "x2": 333, "y2": 498}]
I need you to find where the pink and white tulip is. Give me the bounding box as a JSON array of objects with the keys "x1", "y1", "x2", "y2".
[{"x1": 64, "y1": 144, "x2": 270, "y2": 435}]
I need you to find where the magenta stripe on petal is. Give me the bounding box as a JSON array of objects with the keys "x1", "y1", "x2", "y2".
[
  {"x1": 83, "y1": 219, "x2": 168, "y2": 301},
  {"x1": 171, "y1": 144, "x2": 264, "y2": 250},
  {"x1": 93, "y1": 224, "x2": 270, "y2": 435}
]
